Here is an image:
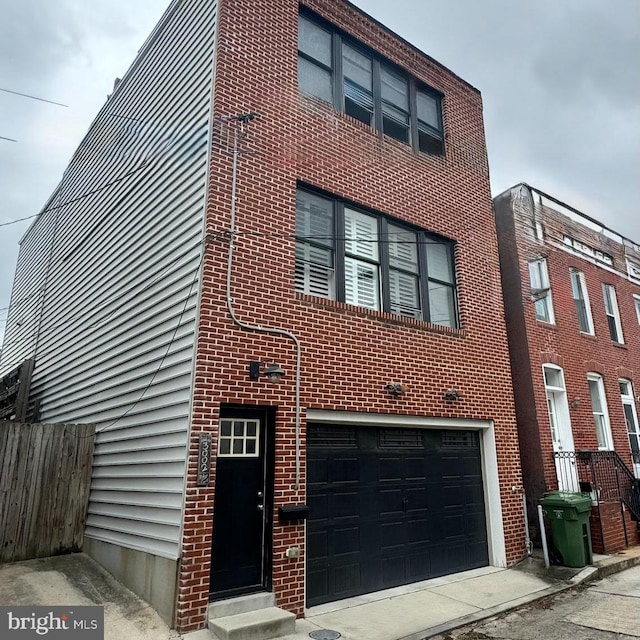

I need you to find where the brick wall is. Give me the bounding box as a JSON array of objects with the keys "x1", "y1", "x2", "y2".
[
  {"x1": 176, "y1": 0, "x2": 526, "y2": 631},
  {"x1": 590, "y1": 502, "x2": 640, "y2": 554}
]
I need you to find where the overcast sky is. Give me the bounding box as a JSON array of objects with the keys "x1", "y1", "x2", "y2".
[{"x1": 1, "y1": 0, "x2": 639, "y2": 345}]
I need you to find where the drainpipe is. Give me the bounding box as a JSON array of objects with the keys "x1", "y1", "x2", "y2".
[
  {"x1": 523, "y1": 492, "x2": 533, "y2": 556},
  {"x1": 224, "y1": 116, "x2": 302, "y2": 491}
]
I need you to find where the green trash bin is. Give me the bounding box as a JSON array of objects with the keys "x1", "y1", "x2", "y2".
[{"x1": 540, "y1": 491, "x2": 593, "y2": 567}]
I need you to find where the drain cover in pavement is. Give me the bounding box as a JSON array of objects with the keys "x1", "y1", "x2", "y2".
[{"x1": 309, "y1": 631, "x2": 341, "y2": 640}]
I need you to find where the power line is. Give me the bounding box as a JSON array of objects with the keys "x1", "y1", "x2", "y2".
[
  {"x1": 76, "y1": 253, "x2": 203, "y2": 438},
  {"x1": 0, "y1": 161, "x2": 149, "y2": 229},
  {"x1": 0, "y1": 136, "x2": 18, "y2": 143},
  {"x1": 0, "y1": 87, "x2": 68, "y2": 108}
]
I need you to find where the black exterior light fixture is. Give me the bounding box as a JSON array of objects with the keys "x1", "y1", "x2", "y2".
[{"x1": 249, "y1": 360, "x2": 285, "y2": 383}]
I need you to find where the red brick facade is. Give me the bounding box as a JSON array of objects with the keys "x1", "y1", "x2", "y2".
[
  {"x1": 176, "y1": 0, "x2": 526, "y2": 631},
  {"x1": 495, "y1": 185, "x2": 640, "y2": 555}
]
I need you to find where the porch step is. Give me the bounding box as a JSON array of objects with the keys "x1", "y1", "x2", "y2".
[
  {"x1": 208, "y1": 593, "x2": 275, "y2": 619},
  {"x1": 208, "y1": 607, "x2": 295, "y2": 640}
]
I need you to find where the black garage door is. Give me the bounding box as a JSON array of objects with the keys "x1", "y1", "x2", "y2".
[{"x1": 307, "y1": 425, "x2": 488, "y2": 606}]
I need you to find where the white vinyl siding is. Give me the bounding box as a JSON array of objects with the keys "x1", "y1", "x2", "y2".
[{"x1": 0, "y1": 0, "x2": 218, "y2": 560}]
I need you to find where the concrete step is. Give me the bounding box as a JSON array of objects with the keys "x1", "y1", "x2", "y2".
[
  {"x1": 208, "y1": 593, "x2": 275, "y2": 619},
  {"x1": 209, "y1": 607, "x2": 295, "y2": 640}
]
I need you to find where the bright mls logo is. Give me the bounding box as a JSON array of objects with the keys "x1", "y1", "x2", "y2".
[{"x1": 1, "y1": 606, "x2": 103, "y2": 639}]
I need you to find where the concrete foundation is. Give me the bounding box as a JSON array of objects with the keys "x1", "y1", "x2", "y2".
[{"x1": 83, "y1": 537, "x2": 178, "y2": 626}]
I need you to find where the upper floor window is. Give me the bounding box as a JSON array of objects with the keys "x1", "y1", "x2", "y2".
[
  {"x1": 528, "y1": 258, "x2": 554, "y2": 323},
  {"x1": 298, "y1": 13, "x2": 444, "y2": 156},
  {"x1": 587, "y1": 373, "x2": 613, "y2": 450},
  {"x1": 626, "y1": 258, "x2": 640, "y2": 284},
  {"x1": 602, "y1": 283, "x2": 624, "y2": 343},
  {"x1": 295, "y1": 189, "x2": 457, "y2": 327},
  {"x1": 569, "y1": 269, "x2": 594, "y2": 334},
  {"x1": 562, "y1": 236, "x2": 613, "y2": 267},
  {"x1": 634, "y1": 294, "x2": 640, "y2": 325}
]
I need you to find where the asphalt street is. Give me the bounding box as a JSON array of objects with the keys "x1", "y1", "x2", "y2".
[{"x1": 432, "y1": 564, "x2": 640, "y2": 640}]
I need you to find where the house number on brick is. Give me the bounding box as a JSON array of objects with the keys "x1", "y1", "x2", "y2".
[{"x1": 197, "y1": 433, "x2": 211, "y2": 486}]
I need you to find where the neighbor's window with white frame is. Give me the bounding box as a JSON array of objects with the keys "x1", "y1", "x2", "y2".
[
  {"x1": 634, "y1": 294, "x2": 640, "y2": 325},
  {"x1": 528, "y1": 258, "x2": 554, "y2": 323},
  {"x1": 602, "y1": 283, "x2": 624, "y2": 343},
  {"x1": 569, "y1": 268, "x2": 594, "y2": 334},
  {"x1": 587, "y1": 373, "x2": 614, "y2": 450}
]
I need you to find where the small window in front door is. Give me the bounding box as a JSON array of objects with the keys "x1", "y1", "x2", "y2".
[{"x1": 219, "y1": 419, "x2": 260, "y2": 457}]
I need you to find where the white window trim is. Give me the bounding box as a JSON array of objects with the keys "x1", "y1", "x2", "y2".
[
  {"x1": 602, "y1": 283, "x2": 624, "y2": 344},
  {"x1": 634, "y1": 294, "x2": 640, "y2": 325},
  {"x1": 587, "y1": 373, "x2": 614, "y2": 451},
  {"x1": 569, "y1": 268, "x2": 594, "y2": 335},
  {"x1": 529, "y1": 258, "x2": 555, "y2": 324}
]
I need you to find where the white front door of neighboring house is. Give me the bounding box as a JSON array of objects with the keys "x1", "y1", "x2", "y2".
[
  {"x1": 544, "y1": 364, "x2": 579, "y2": 491},
  {"x1": 620, "y1": 379, "x2": 640, "y2": 478}
]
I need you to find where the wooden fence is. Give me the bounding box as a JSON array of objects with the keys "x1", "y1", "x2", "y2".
[{"x1": 0, "y1": 421, "x2": 95, "y2": 562}]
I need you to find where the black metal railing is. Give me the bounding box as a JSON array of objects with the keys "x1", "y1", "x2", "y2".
[{"x1": 553, "y1": 450, "x2": 640, "y2": 523}]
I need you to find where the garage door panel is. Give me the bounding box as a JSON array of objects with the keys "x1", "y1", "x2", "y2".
[
  {"x1": 307, "y1": 425, "x2": 488, "y2": 606},
  {"x1": 333, "y1": 526, "x2": 360, "y2": 556},
  {"x1": 330, "y1": 457, "x2": 359, "y2": 483},
  {"x1": 329, "y1": 490, "x2": 360, "y2": 518},
  {"x1": 379, "y1": 488, "x2": 403, "y2": 514}
]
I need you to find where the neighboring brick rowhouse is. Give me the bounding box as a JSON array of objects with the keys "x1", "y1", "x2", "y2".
[
  {"x1": 176, "y1": 0, "x2": 526, "y2": 631},
  {"x1": 495, "y1": 184, "x2": 640, "y2": 560}
]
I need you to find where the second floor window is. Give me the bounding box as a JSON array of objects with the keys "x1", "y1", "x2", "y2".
[
  {"x1": 298, "y1": 13, "x2": 444, "y2": 156},
  {"x1": 295, "y1": 189, "x2": 457, "y2": 327},
  {"x1": 569, "y1": 269, "x2": 594, "y2": 334},
  {"x1": 528, "y1": 259, "x2": 554, "y2": 323},
  {"x1": 602, "y1": 283, "x2": 624, "y2": 343}
]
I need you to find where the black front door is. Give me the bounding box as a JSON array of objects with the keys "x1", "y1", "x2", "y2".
[{"x1": 210, "y1": 407, "x2": 272, "y2": 598}]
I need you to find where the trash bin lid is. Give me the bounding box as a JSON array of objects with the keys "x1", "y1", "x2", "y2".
[{"x1": 539, "y1": 491, "x2": 592, "y2": 511}]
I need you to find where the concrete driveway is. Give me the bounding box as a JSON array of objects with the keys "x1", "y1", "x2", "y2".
[{"x1": 0, "y1": 553, "x2": 175, "y2": 640}]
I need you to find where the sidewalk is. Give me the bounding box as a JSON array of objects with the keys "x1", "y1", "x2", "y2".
[
  {"x1": 2, "y1": 546, "x2": 639, "y2": 640},
  {"x1": 269, "y1": 546, "x2": 640, "y2": 640}
]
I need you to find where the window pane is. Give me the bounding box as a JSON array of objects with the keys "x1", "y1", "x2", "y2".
[
  {"x1": 544, "y1": 367, "x2": 563, "y2": 389},
  {"x1": 427, "y1": 243, "x2": 454, "y2": 283},
  {"x1": 389, "y1": 270, "x2": 420, "y2": 317},
  {"x1": 381, "y1": 66, "x2": 408, "y2": 110},
  {"x1": 245, "y1": 439, "x2": 256, "y2": 455},
  {"x1": 588, "y1": 379, "x2": 602, "y2": 413},
  {"x1": 428, "y1": 281, "x2": 455, "y2": 326},
  {"x1": 417, "y1": 128, "x2": 444, "y2": 155},
  {"x1": 342, "y1": 44, "x2": 372, "y2": 90},
  {"x1": 219, "y1": 439, "x2": 231, "y2": 455},
  {"x1": 220, "y1": 420, "x2": 232, "y2": 437},
  {"x1": 298, "y1": 58, "x2": 332, "y2": 102},
  {"x1": 344, "y1": 82, "x2": 374, "y2": 125},
  {"x1": 344, "y1": 208, "x2": 378, "y2": 260},
  {"x1": 382, "y1": 104, "x2": 409, "y2": 142},
  {"x1": 345, "y1": 257, "x2": 379, "y2": 309},
  {"x1": 233, "y1": 439, "x2": 243, "y2": 454},
  {"x1": 296, "y1": 191, "x2": 333, "y2": 246},
  {"x1": 417, "y1": 90, "x2": 440, "y2": 128},
  {"x1": 388, "y1": 225, "x2": 418, "y2": 272},
  {"x1": 295, "y1": 243, "x2": 335, "y2": 298},
  {"x1": 233, "y1": 422, "x2": 244, "y2": 436},
  {"x1": 246, "y1": 421, "x2": 257, "y2": 437},
  {"x1": 298, "y1": 16, "x2": 332, "y2": 66}
]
